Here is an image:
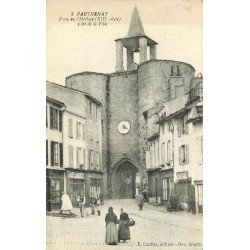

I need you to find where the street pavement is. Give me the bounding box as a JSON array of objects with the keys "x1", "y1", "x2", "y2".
[{"x1": 47, "y1": 199, "x2": 202, "y2": 250}]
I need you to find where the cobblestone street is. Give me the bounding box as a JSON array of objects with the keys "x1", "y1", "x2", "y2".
[{"x1": 47, "y1": 199, "x2": 202, "y2": 250}]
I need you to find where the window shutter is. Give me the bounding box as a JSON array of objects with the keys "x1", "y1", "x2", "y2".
[
  {"x1": 89, "y1": 150, "x2": 91, "y2": 169},
  {"x1": 46, "y1": 106, "x2": 48, "y2": 128},
  {"x1": 59, "y1": 143, "x2": 63, "y2": 167},
  {"x1": 68, "y1": 119, "x2": 73, "y2": 138},
  {"x1": 76, "y1": 147, "x2": 79, "y2": 167},
  {"x1": 50, "y1": 107, "x2": 53, "y2": 129},
  {"x1": 82, "y1": 123, "x2": 86, "y2": 141},
  {"x1": 184, "y1": 114, "x2": 188, "y2": 134},
  {"x1": 59, "y1": 111, "x2": 62, "y2": 132},
  {"x1": 83, "y1": 149, "x2": 85, "y2": 168},
  {"x1": 177, "y1": 119, "x2": 181, "y2": 137},
  {"x1": 185, "y1": 145, "x2": 189, "y2": 164},
  {"x1": 178, "y1": 146, "x2": 181, "y2": 165},
  {"x1": 51, "y1": 141, "x2": 54, "y2": 166},
  {"x1": 46, "y1": 140, "x2": 48, "y2": 166},
  {"x1": 68, "y1": 145, "x2": 73, "y2": 167}
]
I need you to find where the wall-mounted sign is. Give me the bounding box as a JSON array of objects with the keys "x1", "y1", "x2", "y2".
[
  {"x1": 68, "y1": 171, "x2": 84, "y2": 179},
  {"x1": 176, "y1": 171, "x2": 188, "y2": 181}
]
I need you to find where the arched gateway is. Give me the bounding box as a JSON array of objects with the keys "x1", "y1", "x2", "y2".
[{"x1": 112, "y1": 158, "x2": 140, "y2": 199}]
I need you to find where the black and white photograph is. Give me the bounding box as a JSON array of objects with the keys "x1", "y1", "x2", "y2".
[{"x1": 46, "y1": 0, "x2": 203, "y2": 249}]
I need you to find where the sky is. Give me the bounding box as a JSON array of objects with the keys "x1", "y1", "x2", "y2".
[{"x1": 47, "y1": 0, "x2": 202, "y2": 85}]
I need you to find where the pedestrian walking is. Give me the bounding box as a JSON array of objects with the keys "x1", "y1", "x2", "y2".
[
  {"x1": 90, "y1": 195, "x2": 97, "y2": 215},
  {"x1": 142, "y1": 189, "x2": 149, "y2": 203},
  {"x1": 77, "y1": 193, "x2": 86, "y2": 217},
  {"x1": 105, "y1": 207, "x2": 119, "y2": 245},
  {"x1": 137, "y1": 191, "x2": 144, "y2": 210},
  {"x1": 59, "y1": 192, "x2": 74, "y2": 215},
  {"x1": 118, "y1": 208, "x2": 130, "y2": 243}
]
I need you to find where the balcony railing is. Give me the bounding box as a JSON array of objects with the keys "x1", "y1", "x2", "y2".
[{"x1": 187, "y1": 82, "x2": 203, "y2": 104}]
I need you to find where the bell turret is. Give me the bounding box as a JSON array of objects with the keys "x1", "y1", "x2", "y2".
[{"x1": 115, "y1": 5, "x2": 158, "y2": 72}]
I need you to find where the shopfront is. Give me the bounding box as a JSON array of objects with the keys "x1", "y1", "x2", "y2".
[
  {"x1": 65, "y1": 169, "x2": 85, "y2": 207},
  {"x1": 175, "y1": 171, "x2": 195, "y2": 212},
  {"x1": 194, "y1": 180, "x2": 203, "y2": 214},
  {"x1": 161, "y1": 168, "x2": 174, "y2": 205},
  {"x1": 46, "y1": 168, "x2": 65, "y2": 211},
  {"x1": 85, "y1": 171, "x2": 104, "y2": 204}
]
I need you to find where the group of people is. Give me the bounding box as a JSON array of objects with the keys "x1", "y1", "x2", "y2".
[
  {"x1": 105, "y1": 207, "x2": 131, "y2": 245},
  {"x1": 59, "y1": 192, "x2": 103, "y2": 217}
]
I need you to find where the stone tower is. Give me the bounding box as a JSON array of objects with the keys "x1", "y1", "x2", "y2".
[
  {"x1": 65, "y1": 5, "x2": 195, "y2": 199},
  {"x1": 115, "y1": 5, "x2": 157, "y2": 72}
]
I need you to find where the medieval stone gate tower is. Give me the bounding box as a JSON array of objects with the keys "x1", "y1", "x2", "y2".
[{"x1": 65, "y1": 6, "x2": 195, "y2": 198}]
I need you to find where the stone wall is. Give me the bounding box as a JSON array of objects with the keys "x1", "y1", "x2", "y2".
[{"x1": 108, "y1": 71, "x2": 140, "y2": 195}]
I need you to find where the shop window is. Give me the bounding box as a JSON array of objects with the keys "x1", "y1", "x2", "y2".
[
  {"x1": 68, "y1": 145, "x2": 74, "y2": 167},
  {"x1": 76, "y1": 121, "x2": 82, "y2": 139},
  {"x1": 162, "y1": 178, "x2": 168, "y2": 200},
  {"x1": 50, "y1": 180, "x2": 63, "y2": 202},
  {"x1": 69, "y1": 179, "x2": 85, "y2": 204},
  {"x1": 179, "y1": 145, "x2": 189, "y2": 165},
  {"x1": 68, "y1": 118, "x2": 73, "y2": 138},
  {"x1": 197, "y1": 184, "x2": 203, "y2": 213}
]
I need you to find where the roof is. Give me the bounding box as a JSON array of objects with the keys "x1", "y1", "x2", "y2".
[
  {"x1": 46, "y1": 97, "x2": 66, "y2": 108},
  {"x1": 46, "y1": 81, "x2": 103, "y2": 118},
  {"x1": 147, "y1": 132, "x2": 159, "y2": 142},
  {"x1": 46, "y1": 81, "x2": 102, "y2": 107},
  {"x1": 115, "y1": 6, "x2": 157, "y2": 47},
  {"x1": 127, "y1": 5, "x2": 145, "y2": 38},
  {"x1": 66, "y1": 71, "x2": 108, "y2": 80}
]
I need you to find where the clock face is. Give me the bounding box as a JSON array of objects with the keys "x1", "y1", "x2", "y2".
[{"x1": 118, "y1": 121, "x2": 131, "y2": 134}]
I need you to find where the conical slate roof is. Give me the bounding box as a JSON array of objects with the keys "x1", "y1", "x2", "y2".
[{"x1": 127, "y1": 5, "x2": 146, "y2": 38}]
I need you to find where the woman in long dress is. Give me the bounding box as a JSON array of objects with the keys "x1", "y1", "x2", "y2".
[
  {"x1": 118, "y1": 208, "x2": 130, "y2": 243},
  {"x1": 105, "y1": 207, "x2": 118, "y2": 245},
  {"x1": 60, "y1": 192, "x2": 73, "y2": 214}
]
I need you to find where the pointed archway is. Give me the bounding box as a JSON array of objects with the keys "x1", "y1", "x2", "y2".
[{"x1": 112, "y1": 158, "x2": 140, "y2": 199}]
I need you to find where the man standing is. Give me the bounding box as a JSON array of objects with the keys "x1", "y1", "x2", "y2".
[
  {"x1": 137, "y1": 191, "x2": 144, "y2": 210},
  {"x1": 77, "y1": 193, "x2": 86, "y2": 217},
  {"x1": 90, "y1": 195, "x2": 97, "y2": 215}
]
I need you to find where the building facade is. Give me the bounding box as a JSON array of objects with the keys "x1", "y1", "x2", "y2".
[
  {"x1": 145, "y1": 78, "x2": 203, "y2": 213},
  {"x1": 46, "y1": 97, "x2": 65, "y2": 211},
  {"x1": 46, "y1": 81, "x2": 103, "y2": 210},
  {"x1": 46, "y1": 6, "x2": 203, "y2": 211}
]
